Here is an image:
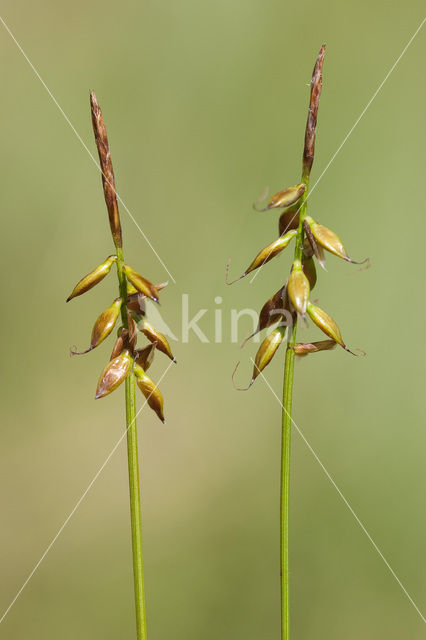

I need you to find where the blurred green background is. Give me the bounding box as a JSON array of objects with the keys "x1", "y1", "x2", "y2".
[{"x1": 0, "y1": 1, "x2": 425, "y2": 638}]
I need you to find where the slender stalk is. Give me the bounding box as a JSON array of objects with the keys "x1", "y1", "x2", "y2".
[
  {"x1": 280, "y1": 321, "x2": 296, "y2": 639},
  {"x1": 125, "y1": 371, "x2": 147, "y2": 640},
  {"x1": 280, "y1": 182, "x2": 309, "y2": 640},
  {"x1": 115, "y1": 245, "x2": 148, "y2": 640}
]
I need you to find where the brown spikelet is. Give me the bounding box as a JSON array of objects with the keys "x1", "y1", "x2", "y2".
[
  {"x1": 90, "y1": 91, "x2": 123, "y2": 248},
  {"x1": 302, "y1": 45, "x2": 326, "y2": 178}
]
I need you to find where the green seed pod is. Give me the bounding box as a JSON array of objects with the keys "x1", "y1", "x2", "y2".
[
  {"x1": 252, "y1": 325, "x2": 287, "y2": 383},
  {"x1": 91, "y1": 298, "x2": 122, "y2": 349},
  {"x1": 141, "y1": 321, "x2": 176, "y2": 363},
  {"x1": 305, "y1": 216, "x2": 366, "y2": 265},
  {"x1": 302, "y1": 256, "x2": 317, "y2": 290},
  {"x1": 260, "y1": 183, "x2": 306, "y2": 211},
  {"x1": 122, "y1": 265, "x2": 160, "y2": 303},
  {"x1": 134, "y1": 343, "x2": 156, "y2": 372},
  {"x1": 287, "y1": 262, "x2": 310, "y2": 316},
  {"x1": 134, "y1": 363, "x2": 165, "y2": 423},
  {"x1": 95, "y1": 350, "x2": 131, "y2": 399},
  {"x1": 306, "y1": 302, "x2": 348, "y2": 350},
  {"x1": 294, "y1": 340, "x2": 336, "y2": 356},
  {"x1": 243, "y1": 230, "x2": 297, "y2": 277},
  {"x1": 66, "y1": 255, "x2": 117, "y2": 302}
]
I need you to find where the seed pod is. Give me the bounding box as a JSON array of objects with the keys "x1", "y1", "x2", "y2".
[
  {"x1": 257, "y1": 183, "x2": 306, "y2": 212},
  {"x1": 66, "y1": 255, "x2": 117, "y2": 302},
  {"x1": 252, "y1": 325, "x2": 287, "y2": 383},
  {"x1": 71, "y1": 297, "x2": 122, "y2": 355},
  {"x1": 127, "y1": 292, "x2": 146, "y2": 316},
  {"x1": 90, "y1": 92, "x2": 123, "y2": 248},
  {"x1": 134, "y1": 343, "x2": 156, "y2": 371},
  {"x1": 302, "y1": 45, "x2": 325, "y2": 178},
  {"x1": 239, "y1": 230, "x2": 297, "y2": 279},
  {"x1": 95, "y1": 350, "x2": 131, "y2": 399},
  {"x1": 306, "y1": 302, "x2": 349, "y2": 350},
  {"x1": 122, "y1": 265, "x2": 160, "y2": 303},
  {"x1": 241, "y1": 285, "x2": 290, "y2": 347},
  {"x1": 302, "y1": 256, "x2": 317, "y2": 290},
  {"x1": 134, "y1": 364, "x2": 165, "y2": 422},
  {"x1": 91, "y1": 298, "x2": 122, "y2": 349},
  {"x1": 127, "y1": 282, "x2": 139, "y2": 296},
  {"x1": 110, "y1": 330, "x2": 125, "y2": 360},
  {"x1": 303, "y1": 218, "x2": 326, "y2": 269},
  {"x1": 278, "y1": 202, "x2": 301, "y2": 235},
  {"x1": 288, "y1": 262, "x2": 310, "y2": 316},
  {"x1": 141, "y1": 321, "x2": 176, "y2": 362},
  {"x1": 294, "y1": 340, "x2": 336, "y2": 356},
  {"x1": 305, "y1": 216, "x2": 365, "y2": 264}
]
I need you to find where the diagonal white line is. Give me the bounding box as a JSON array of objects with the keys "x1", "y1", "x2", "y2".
[
  {"x1": 0, "y1": 15, "x2": 176, "y2": 284},
  {"x1": 248, "y1": 17, "x2": 425, "y2": 285},
  {"x1": 0, "y1": 361, "x2": 174, "y2": 625},
  {"x1": 253, "y1": 361, "x2": 426, "y2": 624}
]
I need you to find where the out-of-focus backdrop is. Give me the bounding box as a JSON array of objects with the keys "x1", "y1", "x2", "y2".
[{"x1": 0, "y1": 1, "x2": 425, "y2": 638}]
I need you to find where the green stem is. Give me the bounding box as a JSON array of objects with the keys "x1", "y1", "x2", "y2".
[
  {"x1": 116, "y1": 245, "x2": 147, "y2": 640},
  {"x1": 280, "y1": 177, "x2": 310, "y2": 640},
  {"x1": 126, "y1": 372, "x2": 147, "y2": 640}
]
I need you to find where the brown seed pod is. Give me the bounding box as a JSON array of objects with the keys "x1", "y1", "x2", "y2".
[
  {"x1": 294, "y1": 339, "x2": 336, "y2": 356},
  {"x1": 66, "y1": 255, "x2": 117, "y2": 302},
  {"x1": 278, "y1": 202, "x2": 301, "y2": 236},
  {"x1": 302, "y1": 256, "x2": 317, "y2": 290},
  {"x1": 110, "y1": 330, "x2": 126, "y2": 360},
  {"x1": 90, "y1": 92, "x2": 123, "y2": 248},
  {"x1": 302, "y1": 44, "x2": 325, "y2": 178},
  {"x1": 252, "y1": 325, "x2": 287, "y2": 383},
  {"x1": 255, "y1": 183, "x2": 306, "y2": 212},
  {"x1": 95, "y1": 350, "x2": 131, "y2": 399},
  {"x1": 140, "y1": 321, "x2": 176, "y2": 362},
  {"x1": 287, "y1": 263, "x2": 310, "y2": 316},
  {"x1": 122, "y1": 265, "x2": 159, "y2": 303},
  {"x1": 134, "y1": 343, "x2": 156, "y2": 371},
  {"x1": 303, "y1": 219, "x2": 326, "y2": 270},
  {"x1": 134, "y1": 364, "x2": 165, "y2": 423}
]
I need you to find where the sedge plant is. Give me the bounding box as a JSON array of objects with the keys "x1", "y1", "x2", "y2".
[
  {"x1": 227, "y1": 45, "x2": 366, "y2": 638},
  {"x1": 67, "y1": 92, "x2": 176, "y2": 639}
]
